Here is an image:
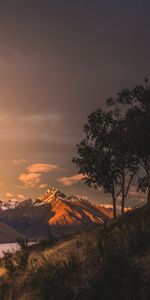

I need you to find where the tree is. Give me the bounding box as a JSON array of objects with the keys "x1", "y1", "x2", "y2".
[
  {"x1": 108, "y1": 79, "x2": 150, "y2": 203},
  {"x1": 73, "y1": 109, "x2": 139, "y2": 217}
]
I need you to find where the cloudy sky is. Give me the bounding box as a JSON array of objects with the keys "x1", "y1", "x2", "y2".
[{"x1": 0, "y1": 0, "x2": 149, "y2": 204}]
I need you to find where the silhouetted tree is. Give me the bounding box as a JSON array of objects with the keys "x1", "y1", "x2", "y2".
[
  {"x1": 73, "y1": 109, "x2": 139, "y2": 216},
  {"x1": 108, "y1": 79, "x2": 150, "y2": 203}
]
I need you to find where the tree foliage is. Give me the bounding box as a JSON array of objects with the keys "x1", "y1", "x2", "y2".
[
  {"x1": 109, "y1": 79, "x2": 150, "y2": 203},
  {"x1": 73, "y1": 80, "x2": 150, "y2": 216}
]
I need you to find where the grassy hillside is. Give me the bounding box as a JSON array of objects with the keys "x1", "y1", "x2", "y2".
[{"x1": 0, "y1": 204, "x2": 150, "y2": 300}]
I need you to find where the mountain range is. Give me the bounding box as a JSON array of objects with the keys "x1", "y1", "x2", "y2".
[{"x1": 0, "y1": 188, "x2": 113, "y2": 243}]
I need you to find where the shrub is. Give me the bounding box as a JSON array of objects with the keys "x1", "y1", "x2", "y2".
[
  {"x1": 2, "y1": 251, "x2": 15, "y2": 274},
  {"x1": 15, "y1": 249, "x2": 29, "y2": 271}
]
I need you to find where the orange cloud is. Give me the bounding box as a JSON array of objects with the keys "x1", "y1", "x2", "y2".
[
  {"x1": 19, "y1": 173, "x2": 41, "y2": 188},
  {"x1": 17, "y1": 194, "x2": 25, "y2": 200},
  {"x1": 27, "y1": 163, "x2": 59, "y2": 173},
  {"x1": 12, "y1": 159, "x2": 26, "y2": 164},
  {"x1": 19, "y1": 162, "x2": 60, "y2": 189},
  {"x1": 39, "y1": 183, "x2": 48, "y2": 189},
  {"x1": 6, "y1": 192, "x2": 14, "y2": 198},
  {"x1": 58, "y1": 174, "x2": 84, "y2": 186},
  {"x1": 101, "y1": 204, "x2": 132, "y2": 213}
]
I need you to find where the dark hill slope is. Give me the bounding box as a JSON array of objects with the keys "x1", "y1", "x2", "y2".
[
  {"x1": 0, "y1": 205, "x2": 52, "y2": 239},
  {"x1": 0, "y1": 221, "x2": 24, "y2": 243}
]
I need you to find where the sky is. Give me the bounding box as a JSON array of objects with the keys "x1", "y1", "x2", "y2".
[{"x1": 0, "y1": 0, "x2": 149, "y2": 205}]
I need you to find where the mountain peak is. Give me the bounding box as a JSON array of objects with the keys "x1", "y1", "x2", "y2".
[{"x1": 39, "y1": 187, "x2": 66, "y2": 204}]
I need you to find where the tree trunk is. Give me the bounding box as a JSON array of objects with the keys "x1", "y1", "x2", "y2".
[
  {"x1": 121, "y1": 195, "x2": 125, "y2": 215},
  {"x1": 145, "y1": 167, "x2": 150, "y2": 204},
  {"x1": 111, "y1": 183, "x2": 117, "y2": 218},
  {"x1": 121, "y1": 170, "x2": 125, "y2": 215},
  {"x1": 147, "y1": 184, "x2": 150, "y2": 204},
  {"x1": 112, "y1": 195, "x2": 117, "y2": 218}
]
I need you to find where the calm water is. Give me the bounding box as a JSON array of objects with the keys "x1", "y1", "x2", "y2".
[{"x1": 0, "y1": 242, "x2": 36, "y2": 257}]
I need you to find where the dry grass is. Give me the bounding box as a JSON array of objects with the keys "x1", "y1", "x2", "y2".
[
  {"x1": 1, "y1": 205, "x2": 150, "y2": 300},
  {"x1": 27, "y1": 230, "x2": 91, "y2": 273},
  {"x1": 0, "y1": 267, "x2": 7, "y2": 277}
]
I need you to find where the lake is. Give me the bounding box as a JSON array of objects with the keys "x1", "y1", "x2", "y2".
[{"x1": 0, "y1": 242, "x2": 36, "y2": 257}]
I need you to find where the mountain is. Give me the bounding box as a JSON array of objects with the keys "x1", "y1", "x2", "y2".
[
  {"x1": 0, "y1": 221, "x2": 24, "y2": 243},
  {"x1": 0, "y1": 188, "x2": 113, "y2": 241},
  {"x1": 0, "y1": 198, "x2": 43, "y2": 211}
]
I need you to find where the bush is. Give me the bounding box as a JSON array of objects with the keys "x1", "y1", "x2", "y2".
[
  {"x1": 31, "y1": 260, "x2": 72, "y2": 299},
  {"x1": 2, "y1": 251, "x2": 15, "y2": 274},
  {"x1": 15, "y1": 249, "x2": 29, "y2": 271},
  {"x1": 30, "y1": 251, "x2": 82, "y2": 299}
]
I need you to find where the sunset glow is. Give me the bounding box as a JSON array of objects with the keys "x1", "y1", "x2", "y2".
[{"x1": 0, "y1": 1, "x2": 149, "y2": 208}]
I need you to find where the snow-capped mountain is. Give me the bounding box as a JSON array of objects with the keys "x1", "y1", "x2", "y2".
[
  {"x1": 0, "y1": 188, "x2": 60, "y2": 210},
  {"x1": 0, "y1": 188, "x2": 100, "y2": 210},
  {"x1": 0, "y1": 188, "x2": 113, "y2": 241},
  {"x1": 0, "y1": 198, "x2": 36, "y2": 210}
]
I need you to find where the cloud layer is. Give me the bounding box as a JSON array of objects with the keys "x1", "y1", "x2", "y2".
[
  {"x1": 27, "y1": 163, "x2": 59, "y2": 173},
  {"x1": 19, "y1": 173, "x2": 41, "y2": 188},
  {"x1": 19, "y1": 163, "x2": 60, "y2": 189},
  {"x1": 12, "y1": 159, "x2": 26, "y2": 165},
  {"x1": 58, "y1": 174, "x2": 84, "y2": 186},
  {"x1": 6, "y1": 192, "x2": 14, "y2": 198},
  {"x1": 17, "y1": 194, "x2": 25, "y2": 200}
]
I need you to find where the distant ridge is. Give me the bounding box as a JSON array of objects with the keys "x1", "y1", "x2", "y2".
[{"x1": 0, "y1": 221, "x2": 24, "y2": 243}]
